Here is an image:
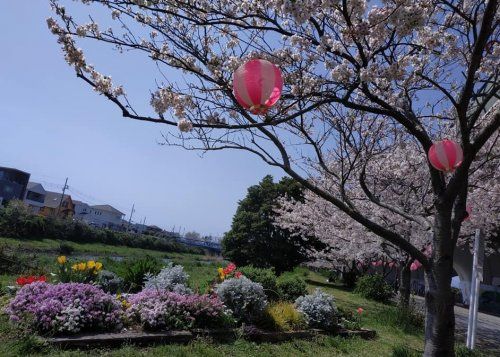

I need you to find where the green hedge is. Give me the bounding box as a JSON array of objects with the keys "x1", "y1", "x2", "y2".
[
  {"x1": 0, "y1": 201, "x2": 202, "y2": 255},
  {"x1": 277, "y1": 275, "x2": 308, "y2": 302},
  {"x1": 354, "y1": 273, "x2": 394, "y2": 303},
  {"x1": 239, "y1": 266, "x2": 279, "y2": 300}
]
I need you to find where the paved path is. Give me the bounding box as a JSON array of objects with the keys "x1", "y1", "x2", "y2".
[
  {"x1": 454, "y1": 305, "x2": 500, "y2": 354},
  {"x1": 413, "y1": 295, "x2": 500, "y2": 354}
]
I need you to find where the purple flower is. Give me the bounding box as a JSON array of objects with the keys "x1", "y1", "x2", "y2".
[
  {"x1": 126, "y1": 289, "x2": 226, "y2": 331},
  {"x1": 4, "y1": 282, "x2": 122, "y2": 334}
]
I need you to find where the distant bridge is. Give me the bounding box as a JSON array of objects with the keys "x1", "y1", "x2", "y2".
[{"x1": 175, "y1": 237, "x2": 222, "y2": 253}]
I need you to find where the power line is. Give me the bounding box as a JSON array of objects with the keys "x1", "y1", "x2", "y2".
[{"x1": 20, "y1": 169, "x2": 165, "y2": 231}]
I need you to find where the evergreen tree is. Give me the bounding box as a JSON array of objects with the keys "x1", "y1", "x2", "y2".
[{"x1": 222, "y1": 176, "x2": 324, "y2": 274}]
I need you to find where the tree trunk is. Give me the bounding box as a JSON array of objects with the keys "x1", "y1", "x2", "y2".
[
  {"x1": 398, "y1": 261, "x2": 411, "y2": 309},
  {"x1": 423, "y1": 209, "x2": 456, "y2": 356}
]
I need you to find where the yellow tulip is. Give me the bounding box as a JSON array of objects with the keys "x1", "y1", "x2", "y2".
[
  {"x1": 217, "y1": 267, "x2": 225, "y2": 280},
  {"x1": 78, "y1": 262, "x2": 87, "y2": 271},
  {"x1": 72, "y1": 264, "x2": 78, "y2": 271},
  {"x1": 95, "y1": 262, "x2": 103, "y2": 271},
  {"x1": 57, "y1": 256, "x2": 67, "y2": 265},
  {"x1": 87, "y1": 260, "x2": 96, "y2": 269}
]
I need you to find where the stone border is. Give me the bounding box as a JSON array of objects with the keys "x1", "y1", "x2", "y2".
[{"x1": 47, "y1": 327, "x2": 376, "y2": 349}]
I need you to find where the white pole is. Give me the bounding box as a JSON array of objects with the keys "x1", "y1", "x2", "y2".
[
  {"x1": 466, "y1": 273, "x2": 476, "y2": 347},
  {"x1": 470, "y1": 273, "x2": 481, "y2": 349},
  {"x1": 466, "y1": 229, "x2": 484, "y2": 350}
]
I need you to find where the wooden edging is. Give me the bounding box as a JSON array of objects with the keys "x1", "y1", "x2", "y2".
[{"x1": 47, "y1": 327, "x2": 376, "y2": 349}]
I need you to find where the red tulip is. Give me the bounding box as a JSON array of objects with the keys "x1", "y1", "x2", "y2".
[
  {"x1": 16, "y1": 277, "x2": 26, "y2": 286},
  {"x1": 16, "y1": 275, "x2": 46, "y2": 286}
]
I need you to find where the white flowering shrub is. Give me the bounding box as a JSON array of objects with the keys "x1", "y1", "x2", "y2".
[
  {"x1": 97, "y1": 270, "x2": 123, "y2": 294},
  {"x1": 215, "y1": 277, "x2": 267, "y2": 323},
  {"x1": 144, "y1": 263, "x2": 192, "y2": 295},
  {"x1": 295, "y1": 289, "x2": 338, "y2": 330}
]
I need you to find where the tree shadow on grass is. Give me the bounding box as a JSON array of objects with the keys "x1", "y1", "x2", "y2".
[{"x1": 305, "y1": 279, "x2": 355, "y2": 293}]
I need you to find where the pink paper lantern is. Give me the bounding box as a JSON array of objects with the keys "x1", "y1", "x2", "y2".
[
  {"x1": 428, "y1": 139, "x2": 463, "y2": 172},
  {"x1": 410, "y1": 260, "x2": 422, "y2": 271},
  {"x1": 233, "y1": 59, "x2": 283, "y2": 115}
]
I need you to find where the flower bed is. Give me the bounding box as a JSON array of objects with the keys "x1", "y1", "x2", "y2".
[{"x1": 2, "y1": 259, "x2": 375, "y2": 347}]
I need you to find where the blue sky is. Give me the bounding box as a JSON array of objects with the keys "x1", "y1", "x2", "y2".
[{"x1": 0, "y1": 2, "x2": 283, "y2": 236}]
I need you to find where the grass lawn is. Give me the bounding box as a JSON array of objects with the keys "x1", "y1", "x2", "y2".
[
  {"x1": 0, "y1": 236, "x2": 482, "y2": 356},
  {"x1": 0, "y1": 236, "x2": 223, "y2": 290}
]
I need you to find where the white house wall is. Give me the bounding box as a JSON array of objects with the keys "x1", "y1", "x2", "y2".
[{"x1": 83, "y1": 208, "x2": 123, "y2": 228}]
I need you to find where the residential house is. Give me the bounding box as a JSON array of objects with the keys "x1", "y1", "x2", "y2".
[
  {"x1": 73, "y1": 200, "x2": 92, "y2": 220},
  {"x1": 40, "y1": 191, "x2": 75, "y2": 219},
  {"x1": 0, "y1": 167, "x2": 30, "y2": 206},
  {"x1": 86, "y1": 204, "x2": 125, "y2": 229},
  {"x1": 23, "y1": 182, "x2": 47, "y2": 213}
]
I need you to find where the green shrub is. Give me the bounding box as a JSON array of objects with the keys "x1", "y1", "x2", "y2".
[
  {"x1": 239, "y1": 266, "x2": 279, "y2": 300},
  {"x1": 258, "y1": 302, "x2": 306, "y2": 331},
  {"x1": 0, "y1": 202, "x2": 203, "y2": 255},
  {"x1": 354, "y1": 274, "x2": 394, "y2": 303},
  {"x1": 277, "y1": 276, "x2": 307, "y2": 302},
  {"x1": 122, "y1": 257, "x2": 162, "y2": 292},
  {"x1": 392, "y1": 345, "x2": 418, "y2": 357}
]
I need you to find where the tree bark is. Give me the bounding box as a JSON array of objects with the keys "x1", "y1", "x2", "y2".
[
  {"x1": 423, "y1": 208, "x2": 456, "y2": 357},
  {"x1": 398, "y1": 261, "x2": 411, "y2": 309}
]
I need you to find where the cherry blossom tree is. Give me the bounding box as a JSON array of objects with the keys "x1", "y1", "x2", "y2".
[
  {"x1": 274, "y1": 135, "x2": 499, "y2": 308},
  {"x1": 46, "y1": 1, "x2": 499, "y2": 355}
]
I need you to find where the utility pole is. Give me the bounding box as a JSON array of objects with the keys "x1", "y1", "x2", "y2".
[
  {"x1": 56, "y1": 178, "x2": 69, "y2": 217},
  {"x1": 127, "y1": 203, "x2": 135, "y2": 231}
]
